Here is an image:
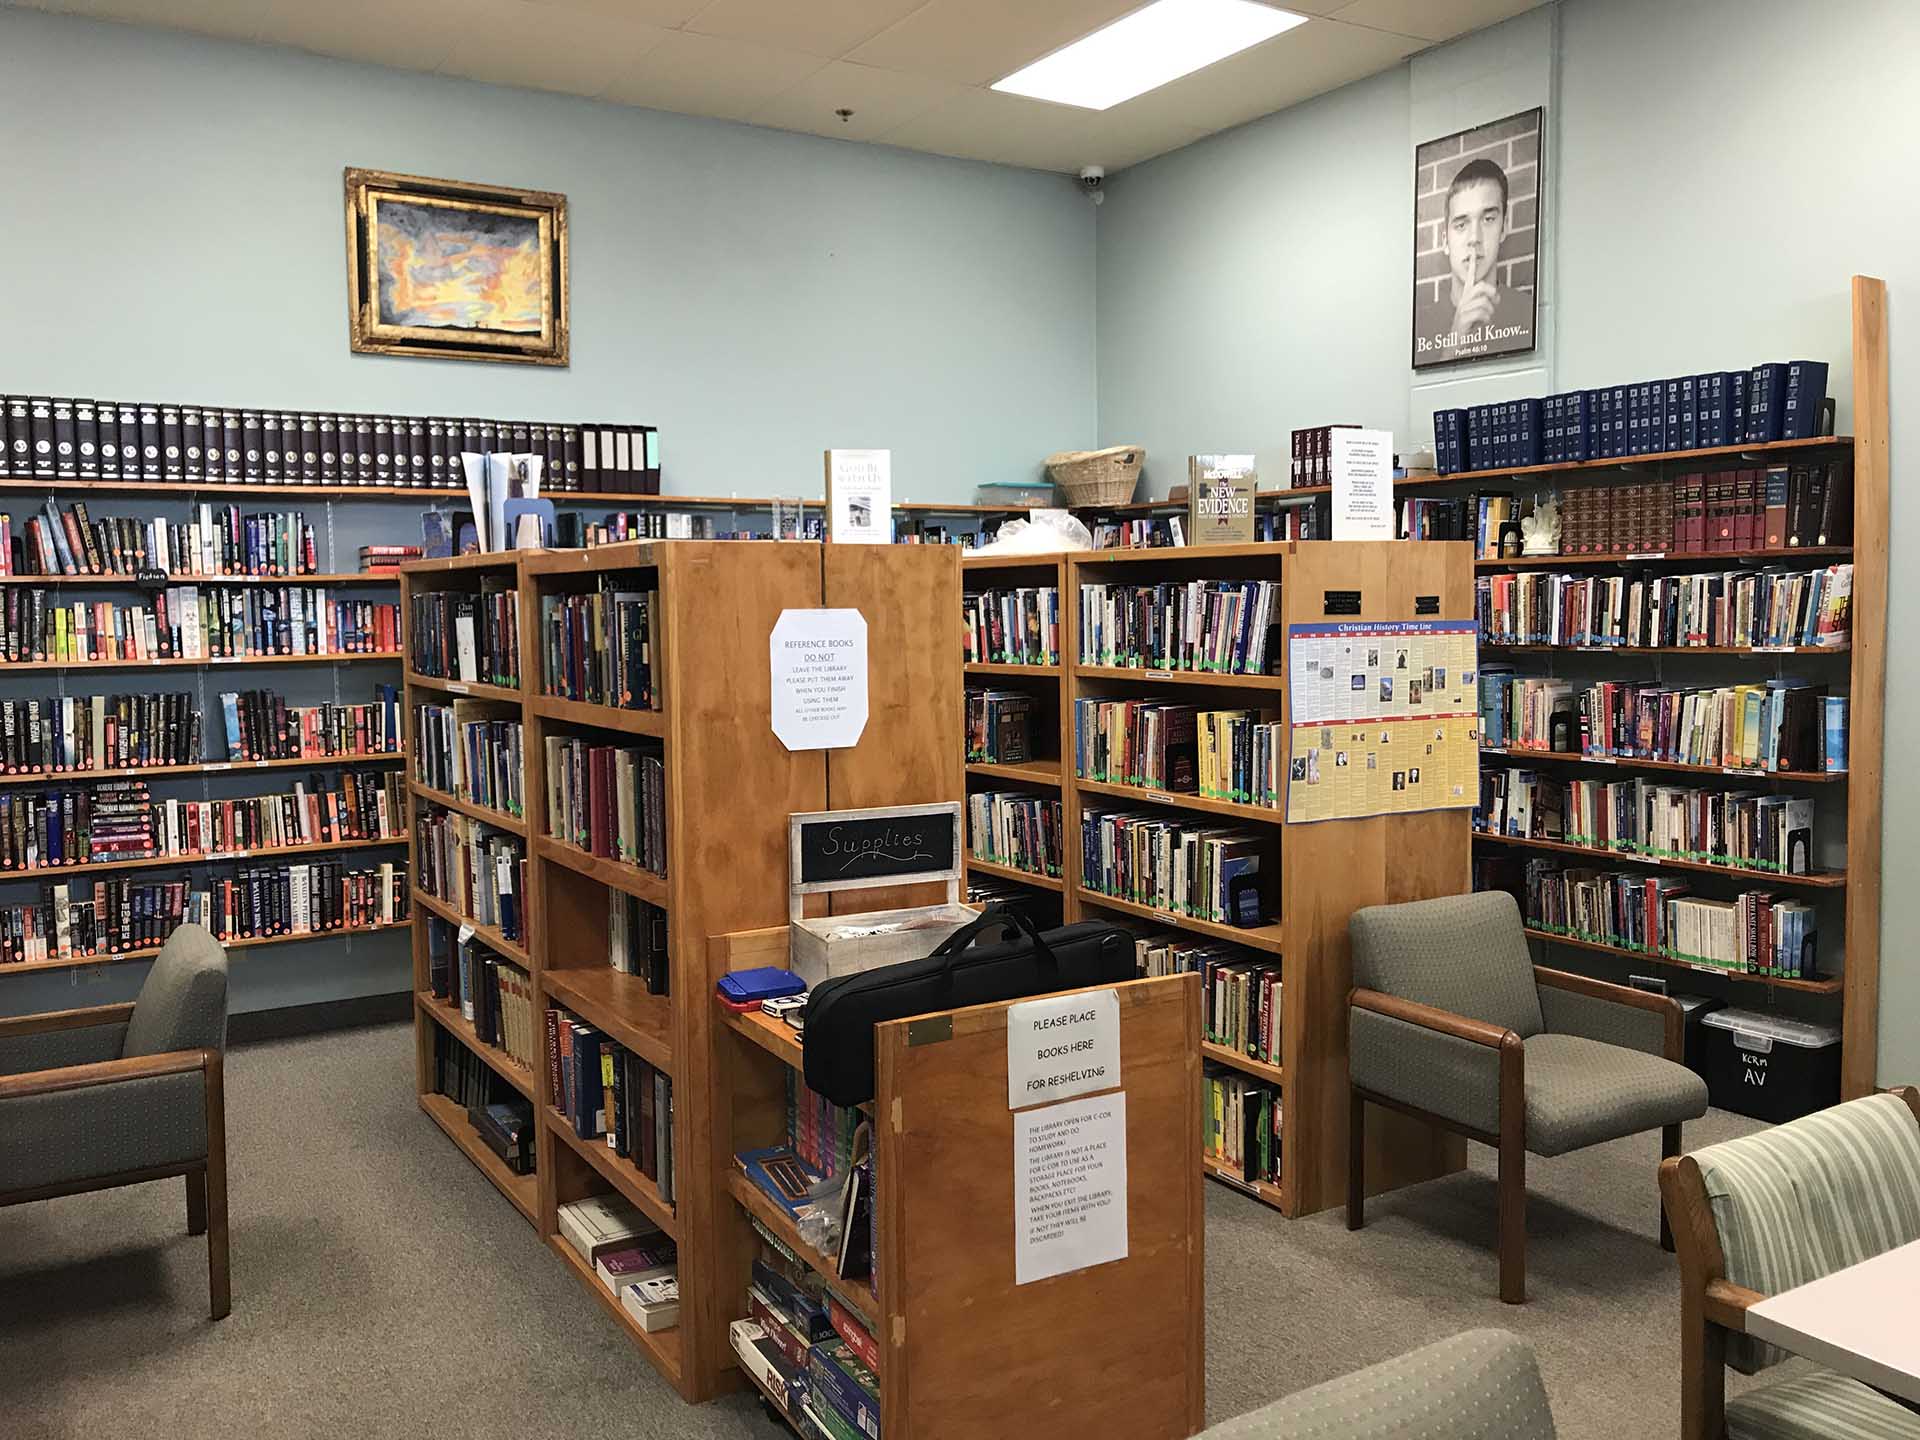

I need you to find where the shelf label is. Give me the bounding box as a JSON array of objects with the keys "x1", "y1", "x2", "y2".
[
  {"x1": 1623, "y1": 552, "x2": 1666, "y2": 561},
  {"x1": 1007, "y1": 987, "x2": 1120, "y2": 1109},
  {"x1": 457, "y1": 923, "x2": 475, "y2": 946},
  {"x1": 205, "y1": 762, "x2": 232, "y2": 771},
  {"x1": 1144, "y1": 669, "x2": 1173, "y2": 680},
  {"x1": 445, "y1": 682, "x2": 470, "y2": 694},
  {"x1": 770, "y1": 608, "x2": 869, "y2": 752},
  {"x1": 1013, "y1": 1091, "x2": 1128, "y2": 1286}
]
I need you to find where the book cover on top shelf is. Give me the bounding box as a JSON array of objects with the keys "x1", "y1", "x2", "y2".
[{"x1": 1188, "y1": 456, "x2": 1256, "y2": 545}]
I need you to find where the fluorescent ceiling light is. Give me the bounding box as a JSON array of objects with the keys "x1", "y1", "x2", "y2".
[{"x1": 991, "y1": 0, "x2": 1307, "y2": 111}]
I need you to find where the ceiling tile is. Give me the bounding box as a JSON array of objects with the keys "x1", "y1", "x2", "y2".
[
  {"x1": 528, "y1": 0, "x2": 709, "y2": 22},
  {"x1": 599, "y1": 28, "x2": 828, "y2": 123},
  {"x1": 878, "y1": 87, "x2": 1117, "y2": 173},
  {"x1": 846, "y1": 0, "x2": 1139, "y2": 86},
  {"x1": 1103, "y1": 16, "x2": 1423, "y2": 138},
  {"x1": 438, "y1": 0, "x2": 668, "y2": 97},
  {"x1": 252, "y1": 0, "x2": 469, "y2": 73},
  {"x1": 748, "y1": 61, "x2": 969, "y2": 143},
  {"x1": 1326, "y1": 0, "x2": 1542, "y2": 43},
  {"x1": 685, "y1": 0, "x2": 929, "y2": 60}
]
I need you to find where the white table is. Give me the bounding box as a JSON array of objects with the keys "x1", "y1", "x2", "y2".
[{"x1": 1747, "y1": 1238, "x2": 1920, "y2": 1411}]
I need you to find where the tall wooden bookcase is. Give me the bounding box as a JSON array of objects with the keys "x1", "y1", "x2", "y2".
[
  {"x1": 960, "y1": 541, "x2": 1473, "y2": 1218},
  {"x1": 1395, "y1": 275, "x2": 1888, "y2": 1097},
  {"x1": 404, "y1": 540, "x2": 962, "y2": 1404}
]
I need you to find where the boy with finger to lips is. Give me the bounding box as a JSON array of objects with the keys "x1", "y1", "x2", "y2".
[{"x1": 1416, "y1": 157, "x2": 1529, "y2": 360}]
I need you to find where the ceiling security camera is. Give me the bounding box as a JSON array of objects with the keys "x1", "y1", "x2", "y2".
[{"x1": 1078, "y1": 164, "x2": 1105, "y2": 205}]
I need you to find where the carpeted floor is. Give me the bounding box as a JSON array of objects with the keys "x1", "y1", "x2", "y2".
[{"x1": 0, "y1": 1021, "x2": 1761, "y2": 1440}]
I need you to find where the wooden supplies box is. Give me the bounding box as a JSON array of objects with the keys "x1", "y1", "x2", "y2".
[{"x1": 788, "y1": 802, "x2": 974, "y2": 988}]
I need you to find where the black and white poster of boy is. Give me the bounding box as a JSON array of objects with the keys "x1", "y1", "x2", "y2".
[{"x1": 1412, "y1": 107, "x2": 1541, "y2": 368}]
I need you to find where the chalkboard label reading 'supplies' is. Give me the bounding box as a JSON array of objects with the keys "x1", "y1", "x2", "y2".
[{"x1": 796, "y1": 812, "x2": 957, "y2": 885}]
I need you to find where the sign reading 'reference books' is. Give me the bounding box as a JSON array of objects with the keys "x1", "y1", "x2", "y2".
[
  {"x1": 1188, "y1": 455, "x2": 1256, "y2": 545},
  {"x1": 825, "y1": 448, "x2": 892, "y2": 545}
]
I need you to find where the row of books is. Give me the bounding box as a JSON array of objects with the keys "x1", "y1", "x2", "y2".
[
  {"x1": 1204, "y1": 1068, "x2": 1282, "y2": 1188},
  {"x1": 0, "y1": 502, "x2": 326, "y2": 580},
  {"x1": 0, "y1": 586, "x2": 399, "y2": 664},
  {"x1": 965, "y1": 689, "x2": 1035, "y2": 765},
  {"x1": 1071, "y1": 698, "x2": 1288, "y2": 808},
  {"x1": 1397, "y1": 494, "x2": 1484, "y2": 545},
  {"x1": 733, "y1": 1257, "x2": 880, "y2": 1439},
  {"x1": 540, "y1": 585, "x2": 662, "y2": 712},
  {"x1": 1137, "y1": 935, "x2": 1282, "y2": 1063},
  {"x1": 561, "y1": 1195, "x2": 678, "y2": 1331},
  {"x1": 1081, "y1": 810, "x2": 1267, "y2": 925},
  {"x1": 430, "y1": 1028, "x2": 535, "y2": 1173},
  {"x1": 220, "y1": 686, "x2": 402, "y2": 763},
  {"x1": 962, "y1": 585, "x2": 1060, "y2": 667},
  {"x1": 359, "y1": 545, "x2": 422, "y2": 575},
  {"x1": 965, "y1": 790, "x2": 1062, "y2": 879},
  {"x1": 408, "y1": 587, "x2": 520, "y2": 688},
  {"x1": 1478, "y1": 770, "x2": 1817, "y2": 876},
  {"x1": 543, "y1": 736, "x2": 668, "y2": 876},
  {"x1": 0, "y1": 865, "x2": 407, "y2": 964},
  {"x1": 0, "y1": 769, "x2": 404, "y2": 872},
  {"x1": 1478, "y1": 671, "x2": 1845, "y2": 774},
  {"x1": 1476, "y1": 565, "x2": 1854, "y2": 649},
  {"x1": 414, "y1": 705, "x2": 525, "y2": 817},
  {"x1": 1517, "y1": 859, "x2": 1818, "y2": 978},
  {"x1": 426, "y1": 917, "x2": 540, "y2": 1073},
  {"x1": 415, "y1": 811, "x2": 525, "y2": 940},
  {"x1": 608, "y1": 891, "x2": 670, "y2": 993},
  {"x1": 1, "y1": 693, "x2": 202, "y2": 775},
  {"x1": 549, "y1": 1005, "x2": 676, "y2": 1204},
  {"x1": 1432, "y1": 361, "x2": 1829, "y2": 474},
  {"x1": 788, "y1": 1069, "x2": 861, "y2": 1183},
  {"x1": 1076, "y1": 580, "x2": 1281, "y2": 676},
  {"x1": 1550, "y1": 463, "x2": 1851, "y2": 556},
  {"x1": 0, "y1": 395, "x2": 660, "y2": 493}
]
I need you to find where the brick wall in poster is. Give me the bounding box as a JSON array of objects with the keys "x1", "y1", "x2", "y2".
[{"x1": 1413, "y1": 109, "x2": 1542, "y2": 305}]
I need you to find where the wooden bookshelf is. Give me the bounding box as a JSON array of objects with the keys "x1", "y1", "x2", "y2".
[
  {"x1": 407, "y1": 784, "x2": 526, "y2": 834},
  {"x1": 1478, "y1": 745, "x2": 1841, "y2": 784},
  {"x1": 415, "y1": 991, "x2": 536, "y2": 1100},
  {"x1": 1473, "y1": 545, "x2": 1851, "y2": 572},
  {"x1": 419, "y1": 1091, "x2": 537, "y2": 1223},
  {"x1": 1076, "y1": 663, "x2": 1288, "y2": 690},
  {"x1": 409, "y1": 887, "x2": 532, "y2": 968},
  {"x1": 966, "y1": 856, "x2": 1063, "y2": 891},
  {"x1": 964, "y1": 756, "x2": 1060, "y2": 786},
  {"x1": 1472, "y1": 830, "x2": 1847, "y2": 888},
  {"x1": 403, "y1": 670, "x2": 522, "y2": 704},
  {"x1": 1404, "y1": 433, "x2": 1851, "y2": 489},
  {"x1": 1482, "y1": 642, "x2": 1846, "y2": 657},
  {"x1": 1517, "y1": 928, "x2": 1843, "y2": 996}
]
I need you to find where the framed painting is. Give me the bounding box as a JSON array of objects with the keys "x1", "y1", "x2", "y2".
[{"x1": 344, "y1": 167, "x2": 568, "y2": 366}]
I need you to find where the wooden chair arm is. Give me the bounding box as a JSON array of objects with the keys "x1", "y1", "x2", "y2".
[
  {"x1": 0, "y1": 1048, "x2": 212, "y2": 1102},
  {"x1": 1350, "y1": 987, "x2": 1513, "y2": 1048},
  {"x1": 1535, "y1": 965, "x2": 1685, "y2": 1061},
  {"x1": 1704, "y1": 1279, "x2": 1763, "y2": 1332},
  {"x1": 0, "y1": 1003, "x2": 137, "y2": 1040}
]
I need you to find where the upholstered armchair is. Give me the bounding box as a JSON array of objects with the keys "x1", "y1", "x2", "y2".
[
  {"x1": 1197, "y1": 1329, "x2": 1558, "y2": 1439},
  {"x1": 1346, "y1": 890, "x2": 1708, "y2": 1303},
  {"x1": 0, "y1": 924, "x2": 230, "y2": 1319},
  {"x1": 1660, "y1": 1088, "x2": 1920, "y2": 1440}
]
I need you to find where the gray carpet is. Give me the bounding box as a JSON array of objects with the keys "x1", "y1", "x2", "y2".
[{"x1": 0, "y1": 1021, "x2": 1762, "y2": 1440}]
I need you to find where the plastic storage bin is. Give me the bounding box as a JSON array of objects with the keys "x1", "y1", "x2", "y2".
[{"x1": 1700, "y1": 1008, "x2": 1841, "y2": 1122}]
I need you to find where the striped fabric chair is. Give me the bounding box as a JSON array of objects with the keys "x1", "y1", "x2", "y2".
[{"x1": 1660, "y1": 1089, "x2": 1920, "y2": 1440}]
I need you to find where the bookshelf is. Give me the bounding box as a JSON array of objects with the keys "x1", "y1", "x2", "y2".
[{"x1": 1398, "y1": 275, "x2": 1888, "y2": 1096}]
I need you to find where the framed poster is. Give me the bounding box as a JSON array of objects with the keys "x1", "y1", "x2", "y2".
[
  {"x1": 1411, "y1": 108, "x2": 1542, "y2": 369},
  {"x1": 345, "y1": 167, "x2": 569, "y2": 366}
]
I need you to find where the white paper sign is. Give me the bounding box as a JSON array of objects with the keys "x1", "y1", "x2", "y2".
[
  {"x1": 1331, "y1": 427, "x2": 1394, "y2": 540},
  {"x1": 1006, "y1": 988, "x2": 1120, "y2": 1109},
  {"x1": 769, "y1": 608, "x2": 870, "y2": 751},
  {"x1": 1014, "y1": 1091, "x2": 1128, "y2": 1285},
  {"x1": 826, "y1": 448, "x2": 893, "y2": 545}
]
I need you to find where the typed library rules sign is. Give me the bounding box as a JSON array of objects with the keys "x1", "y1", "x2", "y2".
[{"x1": 769, "y1": 609, "x2": 869, "y2": 750}]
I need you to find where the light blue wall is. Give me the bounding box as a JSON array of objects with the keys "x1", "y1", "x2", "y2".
[{"x1": 1098, "y1": 0, "x2": 1919, "y2": 1085}]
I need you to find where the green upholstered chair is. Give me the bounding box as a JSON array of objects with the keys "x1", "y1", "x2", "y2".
[
  {"x1": 1197, "y1": 1329, "x2": 1557, "y2": 1439},
  {"x1": 0, "y1": 924, "x2": 230, "y2": 1319},
  {"x1": 1661, "y1": 1089, "x2": 1920, "y2": 1440},
  {"x1": 1347, "y1": 890, "x2": 1709, "y2": 1302}
]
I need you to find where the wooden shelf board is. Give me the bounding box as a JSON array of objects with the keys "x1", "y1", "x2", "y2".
[
  {"x1": 1482, "y1": 642, "x2": 1847, "y2": 656},
  {"x1": 544, "y1": 1106, "x2": 681, "y2": 1239},
  {"x1": 528, "y1": 694, "x2": 667, "y2": 738},
  {"x1": 722, "y1": 1005, "x2": 804, "y2": 1072},
  {"x1": 1076, "y1": 664, "x2": 1285, "y2": 690},
  {"x1": 537, "y1": 836, "x2": 670, "y2": 907},
  {"x1": 1200, "y1": 1041, "x2": 1286, "y2": 1085},
  {"x1": 1480, "y1": 746, "x2": 1841, "y2": 784},
  {"x1": 1472, "y1": 830, "x2": 1847, "y2": 888},
  {"x1": 1520, "y1": 927, "x2": 1843, "y2": 994},
  {"x1": 0, "y1": 476, "x2": 670, "y2": 503},
  {"x1": 404, "y1": 670, "x2": 523, "y2": 704},
  {"x1": 397, "y1": 553, "x2": 523, "y2": 575},
  {"x1": 0, "y1": 749, "x2": 406, "y2": 789},
  {"x1": 1075, "y1": 542, "x2": 1289, "y2": 564},
  {"x1": 1475, "y1": 546, "x2": 1852, "y2": 572},
  {"x1": 965, "y1": 856, "x2": 1064, "y2": 891},
  {"x1": 0, "y1": 830, "x2": 407, "y2": 883},
  {"x1": 1399, "y1": 435, "x2": 1853, "y2": 489},
  {"x1": 961, "y1": 552, "x2": 1072, "y2": 570},
  {"x1": 411, "y1": 784, "x2": 528, "y2": 835},
  {"x1": 1077, "y1": 888, "x2": 1284, "y2": 955},
  {"x1": 1201, "y1": 1154, "x2": 1287, "y2": 1209},
  {"x1": 1, "y1": 649, "x2": 400, "y2": 672},
  {"x1": 409, "y1": 888, "x2": 532, "y2": 966},
  {"x1": 0, "y1": 915, "x2": 410, "y2": 975},
  {"x1": 1077, "y1": 776, "x2": 1284, "y2": 824},
  {"x1": 541, "y1": 967, "x2": 674, "y2": 1072},
  {"x1": 417, "y1": 1091, "x2": 537, "y2": 1224},
  {"x1": 0, "y1": 571, "x2": 395, "y2": 586},
  {"x1": 725, "y1": 1170, "x2": 878, "y2": 1332},
  {"x1": 965, "y1": 758, "x2": 1061, "y2": 786},
  {"x1": 520, "y1": 543, "x2": 667, "y2": 575},
  {"x1": 416, "y1": 992, "x2": 536, "y2": 1100},
  {"x1": 548, "y1": 1233, "x2": 685, "y2": 1386},
  {"x1": 963, "y1": 660, "x2": 1060, "y2": 677}
]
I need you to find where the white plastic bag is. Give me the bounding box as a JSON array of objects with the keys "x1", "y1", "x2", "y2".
[{"x1": 969, "y1": 508, "x2": 1093, "y2": 556}]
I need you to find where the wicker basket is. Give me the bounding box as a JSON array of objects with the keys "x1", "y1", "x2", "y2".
[{"x1": 1045, "y1": 445, "x2": 1144, "y2": 507}]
